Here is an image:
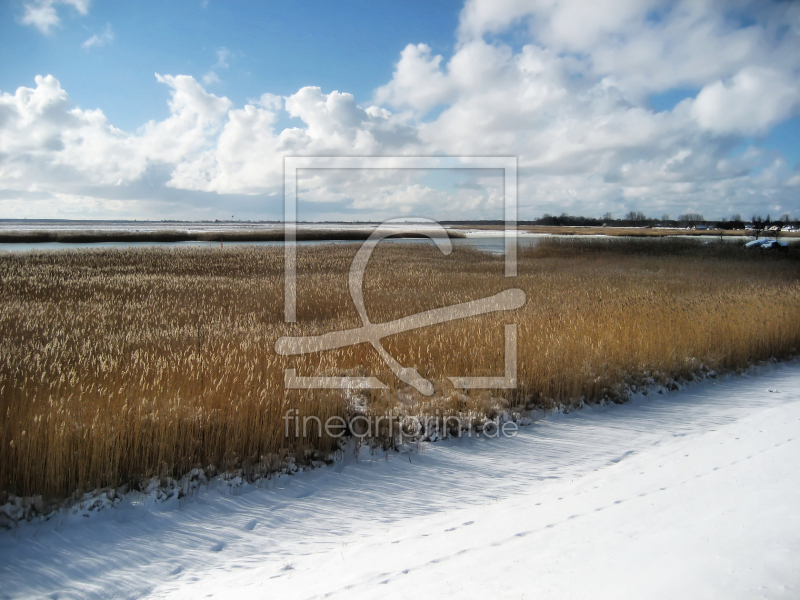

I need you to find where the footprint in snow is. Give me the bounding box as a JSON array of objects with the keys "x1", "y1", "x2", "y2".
[
  {"x1": 210, "y1": 542, "x2": 226, "y2": 552},
  {"x1": 244, "y1": 519, "x2": 258, "y2": 531},
  {"x1": 170, "y1": 565, "x2": 183, "y2": 576},
  {"x1": 610, "y1": 450, "x2": 634, "y2": 464}
]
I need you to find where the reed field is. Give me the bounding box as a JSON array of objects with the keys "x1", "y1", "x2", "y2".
[{"x1": 2, "y1": 238, "x2": 800, "y2": 505}]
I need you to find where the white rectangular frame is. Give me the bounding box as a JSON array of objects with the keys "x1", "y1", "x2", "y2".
[{"x1": 283, "y1": 156, "x2": 518, "y2": 322}]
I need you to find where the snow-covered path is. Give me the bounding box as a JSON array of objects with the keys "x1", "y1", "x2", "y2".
[{"x1": 2, "y1": 363, "x2": 799, "y2": 599}]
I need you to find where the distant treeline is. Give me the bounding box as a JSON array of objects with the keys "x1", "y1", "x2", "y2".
[{"x1": 444, "y1": 211, "x2": 798, "y2": 230}]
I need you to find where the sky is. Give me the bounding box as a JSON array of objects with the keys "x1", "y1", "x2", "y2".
[{"x1": 1, "y1": 0, "x2": 799, "y2": 222}]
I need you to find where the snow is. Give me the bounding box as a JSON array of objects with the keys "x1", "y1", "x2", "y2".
[
  {"x1": 1, "y1": 362, "x2": 799, "y2": 599},
  {"x1": 458, "y1": 228, "x2": 541, "y2": 237}
]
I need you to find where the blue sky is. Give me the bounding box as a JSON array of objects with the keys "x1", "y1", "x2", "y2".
[
  {"x1": 650, "y1": 89, "x2": 800, "y2": 170},
  {"x1": 0, "y1": 1, "x2": 461, "y2": 132},
  {"x1": 1, "y1": 0, "x2": 799, "y2": 221}
]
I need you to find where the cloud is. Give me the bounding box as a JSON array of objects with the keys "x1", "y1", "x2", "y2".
[
  {"x1": 0, "y1": 73, "x2": 230, "y2": 195},
  {"x1": 202, "y1": 47, "x2": 232, "y2": 86},
  {"x1": 457, "y1": 0, "x2": 800, "y2": 100},
  {"x1": 374, "y1": 44, "x2": 454, "y2": 112},
  {"x1": 82, "y1": 23, "x2": 113, "y2": 49},
  {"x1": 214, "y1": 47, "x2": 231, "y2": 69},
  {"x1": 689, "y1": 67, "x2": 800, "y2": 136},
  {"x1": 292, "y1": 167, "x2": 503, "y2": 220},
  {"x1": 201, "y1": 72, "x2": 220, "y2": 85},
  {"x1": 20, "y1": 0, "x2": 89, "y2": 34},
  {"x1": 371, "y1": 0, "x2": 800, "y2": 217},
  {"x1": 170, "y1": 87, "x2": 419, "y2": 195}
]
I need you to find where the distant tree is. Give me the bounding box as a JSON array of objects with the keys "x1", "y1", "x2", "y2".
[
  {"x1": 625, "y1": 210, "x2": 647, "y2": 221},
  {"x1": 724, "y1": 214, "x2": 745, "y2": 230},
  {"x1": 661, "y1": 213, "x2": 670, "y2": 221},
  {"x1": 752, "y1": 215, "x2": 764, "y2": 239},
  {"x1": 781, "y1": 213, "x2": 792, "y2": 223},
  {"x1": 603, "y1": 212, "x2": 613, "y2": 221},
  {"x1": 678, "y1": 212, "x2": 704, "y2": 223}
]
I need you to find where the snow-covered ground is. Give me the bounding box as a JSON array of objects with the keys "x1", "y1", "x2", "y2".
[{"x1": 1, "y1": 362, "x2": 799, "y2": 599}]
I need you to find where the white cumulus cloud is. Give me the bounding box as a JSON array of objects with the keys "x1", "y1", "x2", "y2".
[
  {"x1": 20, "y1": 0, "x2": 89, "y2": 34},
  {"x1": 689, "y1": 67, "x2": 800, "y2": 136},
  {"x1": 0, "y1": 73, "x2": 231, "y2": 194}
]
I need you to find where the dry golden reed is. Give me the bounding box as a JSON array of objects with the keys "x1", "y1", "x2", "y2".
[{"x1": 1, "y1": 238, "x2": 799, "y2": 501}]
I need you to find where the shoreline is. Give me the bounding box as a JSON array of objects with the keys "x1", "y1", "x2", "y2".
[
  {"x1": 1, "y1": 355, "x2": 793, "y2": 530},
  {"x1": 0, "y1": 220, "x2": 797, "y2": 245}
]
